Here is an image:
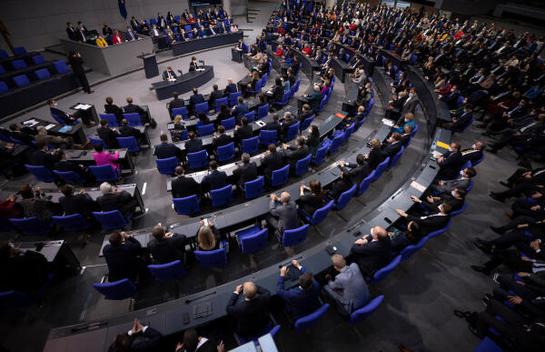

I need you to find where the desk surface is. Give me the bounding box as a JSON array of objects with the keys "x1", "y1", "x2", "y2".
[
  {"x1": 152, "y1": 66, "x2": 215, "y2": 99},
  {"x1": 14, "y1": 240, "x2": 64, "y2": 263}
]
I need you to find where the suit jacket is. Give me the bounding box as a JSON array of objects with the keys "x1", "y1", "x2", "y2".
[
  {"x1": 30, "y1": 150, "x2": 56, "y2": 169},
  {"x1": 201, "y1": 170, "x2": 228, "y2": 191},
  {"x1": 226, "y1": 286, "x2": 271, "y2": 338},
  {"x1": 168, "y1": 98, "x2": 185, "y2": 113},
  {"x1": 366, "y1": 148, "x2": 384, "y2": 170},
  {"x1": 123, "y1": 103, "x2": 145, "y2": 116},
  {"x1": 453, "y1": 111, "x2": 473, "y2": 129},
  {"x1": 119, "y1": 125, "x2": 143, "y2": 140},
  {"x1": 261, "y1": 151, "x2": 286, "y2": 177},
  {"x1": 401, "y1": 95, "x2": 419, "y2": 115},
  {"x1": 285, "y1": 145, "x2": 309, "y2": 168},
  {"x1": 461, "y1": 148, "x2": 483, "y2": 165},
  {"x1": 185, "y1": 138, "x2": 203, "y2": 154},
  {"x1": 263, "y1": 121, "x2": 281, "y2": 134},
  {"x1": 298, "y1": 192, "x2": 325, "y2": 216},
  {"x1": 102, "y1": 237, "x2": 142, "y2": 282},
  {"x1": 382, "y1": 141, "x2": 403, "y2": 159},
  {"x1": 436, "y1": 177, "x2": 470, "y2": 193},
  {"x1": 351, "y1": 237, "x2": 393, "y2": 278},
  {"x1": 59, "y1": 193, "x2": 98, "y2": 218},
  {"x1": 224, "y1": 83, "x2": 238, "y2": 94},
  {"x1": 234, "y1": 125, "x2": 253, "y2": 143},
  {"x1": 232, "y1": 103, "x2": 249, "y2": 117},
  {"x1": 342, "y1": 162, "x2": 369, "y2": 184},
  {"x1": 233, "y1": 162, "x2": 258, "y2": 186},
  {"x1": 153, "y1": 142, "x2": 183, "y2": 160},
  {"x1": 104, "y1": 104, "x2": 124, "y2": 121},
  {"x1": 148, "y1": 234, "x2": 187, "y2": 264},
  {"x1": 325, "y1": 263, "x2": 369, "y2": 314},
  {"x1": 172, "y1": 175, "x2": 202, "y2": 198},
  {"x1": 208, "y1": 90, "x2": 224, "y2": 107},
  {"x1": 272, "y1": 85, "x2": 284, "y2": 102},
  {"x1": 162, "y1": 69, "x2": 178, "y2": 81},
  {"x1": 276, "y1": 273, "x2": 321, "y2": 318},
  {"x1": 407, "y1": 213, "x2": 451, "y2": 234},
  {"x1": 96, "y1": 191, "x2": 134, "y2": 216},
  {"x1": 97, "y1": 126, "x2": 120, "y2": 149},
  {"x1": 124, "y1": 327, "x2": 162, "y2": 352},
  {"x1": 189, "y1": 93, "x2": 205, "y2": 109},
  {"x1": 269, "y1": 200, "x2": 299, "y2": 232},
  {"x1": 212, "y1": 134, "x2": 233, "y2": 149},
  {"x1": 438, "y1": 151, "x2": 464, "y2": 180}
]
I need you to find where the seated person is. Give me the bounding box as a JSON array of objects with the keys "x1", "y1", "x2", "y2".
[
  {"x1": 0, "y1": 194, "x2": 22, "y2": 219},
  {"x1": 29, "y1": 142, "x2": 56, "y2": 169},
  {"x1": 306, "y1": 84, "x2": 322, "y2": 112},
  {"x1": 170, "y1": 115, "x2": 187, "y2": 142},
  {"x1": 123, "y1": 97, "x2": 149, "y2": 124},
  {"x1": 280, "y1": 112, "x2": 297, "y2": 141},
  {"x1": 264, "y1": 191, "x2": 299, "y2": 237},
  {"x1": 93, "y1": 144, "x2": 120, "y2": 173},
  {"x1": 226, "y1": 282, "x2": 271, "y2": 339},
  {"x1": 338, "y1": 154, "x2": 370, "y2": 184},
  {"x1": 58, "y1": 185, "x2": 98, "y2": 220},
  {"x1": 234, "y1": 117, "x2": 253, "y2": 145},
  {"x1": 233, "y1": 153, "x2": 258, "y2": 189},
  {"x1": 298, "y1": 179, "x2": 326, "y2": 217},
  {"x1": 208, "y1": 84, "x2": 224, "y2": 108},
  {"x1": 97, "y1": 119, "x2": 120, "y2": 149},
  {"x1": 392, "y1": 112, "x2": 417, "y2": 134},
  {"x1": 261, "y1": 144, "x2": 287, "y2": 180},
  {"x1": 0, "y1": 242, "x2": 48, "y2": 295},
  {"x1": 212, "y1": 125, "x2": 233, "y2": 150},
  {"x1": 324, "y1": 254, "x2": 370, "y2": 316},
  {"x1": 412, "y1": 187, "x2": 466, "y2": 214},
  {"x1": 461, "y1": 141, "x2": 485, "y2": 165},
  {"x1": 263, "y1": 113, "x2": 281, "y2": 133},
  {"x1": 395, "y1": 203, "x2": 452, "y2": 234},
  {"x1": 96, "y1": 182, "x2": 138, "y2": 217},
  {"x1": 305, "y1": 125, "x2": 320, "y2": 156},
  {"x1": 175, "y1": 329, "x2": 223, "y2": 352},
  {"x1": 189, "y1": 56, "x2": 200, "y2": 71},
  {"x1": 299, "y1": 103, "x2": 314, "y2": 122},
  {"x1": 390, "y1": 221, "x2": 422, "y2": 251},
  {"x1": 154, "y1": 133, "x2": 183, "y2": 160},
  {"x1": 327, "y1": 171, "x2": 353, "y2": 201},
  {"x1": 162, "y1": 66, "x2": 180, "y2": 81},
  {"x1": 119, "y1": 119, "x2": 145, "y2": 145},
  {"x1": 102, "y1": 231, "x2": 145, "y2": 282},
  {"x1": 104, "y1": 96, "x2": 124, "y2": 123},
  {"x1": 17, "y1": 184, "x2": 60, "y2": 222},
  {"x1": 189, "y1": 88, "x2": 205, "y2": 115},
  {"x1": 108, "y1": 319, "x2": 162, "y2": 352},
  {"x1": 48, "y1": 99, "x2": 78, "y2": 125},
  {"x1": 431, "y1": 167, "x2": 476, "y2": 194},
  {"x1": 435, "y1": 142, "x2": 464, "y2": 180},
  {"x1": 196, "y1": 221, "x2": 221, "y2": 251},
  {"x1": 168, "y1": 92, "x2": 185, "y2": 119},
  {"x1": 276, "y1": 259, "x2": 321, "y2": 319},
  {"x1": 267, "y1": 78, "x2": 285, "y2": 104},
  {"x1": 172, "y1": 166, "x2": 201, "y2": 199},
  {"x1": 224, "y1": 79, "x2": 238, "y2": 94},
  {"x1": 284, "y1": 136, "x2": 309, "y2": 169},
  {"x1": 351, "y1": 226, "x2": 393, "y2": 279},
  {"x1": 184, "y1": 131, "x2": 203, "y2": 154},
  {"x1": 441, "y1": 104, "x2": 474, "y2": 131},
  {"x1": 366, "y1": 138, "x2": 385, "y2": 170},
  {"x1": 232, "y1": 97, "x2": 249, "y2": 120},
  {"x1": 201, "y1": 161, "x2": 228, "y2": 192},
  {"x1": 148, "y1": 223, "x2": 188, "y2": 264},
  {"x1": 381, "y1": 133, "x2": 404, "y2": 159},
  {"x1": 35, "y1": 126, "x2": 72, "y2": 148}
]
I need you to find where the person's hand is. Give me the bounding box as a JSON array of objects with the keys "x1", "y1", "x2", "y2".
[
  {"x1": 355, "y1": 238, "x2": 367, "y2": 246},
  {"x1": 175, "y1": 343, "x2": 184, "y2": 352},
  {"x1": 7, "y1": 194, "x2": 17, "y2": 202},
  {"x1": 517, "y1": 223, "x2": 529, "y2": 229},
  {"x1": 217, "y1": 341, "x2": 225, "y2": 352},
  {"x1": 121, "y1": 231, "x2": 130, "y2": 239},
  {"x1": 531, "y1": 205, "x2": 541, "y2": 212},
  {"x1": 530, "y1": 240, "x2": 540, "y2": 251},
  {"x1": 280, "y1": 266, "x2": 288, "y2": 277},
  {"x1": 438, "y1": 180, "x2": 445, "y2": 186},
  {"x1": 410, "y1": 195, "x2": 421, "y2": 203},
  {"x1": 507, "y1": 296, "x2": 523, "y2": 305},
  {"x1": 426, "y1": 195, "x2": 435, "y2": 203},
  {"x1": 165, "y1": 231, "x2": 174, "y2": 238},
  {"x1": 517, "y1": 272, "x2": 530, "y2": 277},
  {"x1": 395, "y1": 208, "x2": 407, "y2": 217},
  {"x1": 339, "y1": 160, "x2": 345, "y2": 167},
  {"x1": 131, "y1": 319, "x2": 144, "y2": 333},
  {"x1": 325, "y1": 273, "x2": 332, "y2": 281},
  {"x1": 521, "y1": 256, "x2": 532, "y2": 262},
  {"x1": 234, "y1": 284, "x2": 243, "y2": 294},
  {"x1": 291, "y1": 259, "x2": 301, "y2": 269},
  {"x1": 270, "y1": 193, "x2": 278, "y2": 201}
]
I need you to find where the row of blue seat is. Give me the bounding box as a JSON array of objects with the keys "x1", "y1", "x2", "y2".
[
  {"x1": 0, "y1": 54, "x2": 45, "y2": 74},
  {"x1": 0, "y1": 60, "x2": 71, "y2": 93}
]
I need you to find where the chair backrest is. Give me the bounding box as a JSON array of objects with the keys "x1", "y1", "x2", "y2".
[
  {"x1": 389, "y1": 146, "x2": 405, "y2": 168},
  {"x1": 373, "y1": 157, "x2": 390, "y2": 180},
  {"x1": 89, "y1": 165, "x2": 119, "y2": 182},
  {"x1": 92, "y1": 210, "x2": 128, "y2": 231},
  {"x1": 210, "y1": 184, "x2": 233, "y2": 208},
  {"x1": 281, "y1": 224, "x2": 309, "y2": 247},
  {"x1": 400, "y1": 244, "x2": 420, "y2": 261},
  {"x1": 53, "y1": 170, "x2": 84, "y2": 185},
  {"x1": 93, "y1": 278, "x2": 136, "y2": 300},
  {"x1": 450, "y1": 203, "x2": 467, "y2": 217},
  {"x1": 13, "y1": 47, "x2": 27, "y2": 56},
  {"x1": 241, "y1": 136, "x2": 259, "y2": 155},
  {"x1": 123, "y1": 113, "x2": 142, "y2": 127},
  {"x1": 244, "y1": 110, "x2": 256, "y2": 122},
  {"x1": 220, "y1": 117, "x2": 236, "y2": 131},
  {"x1": 197, "y1": 123, "x2": 214, "y2": 137},
  {"x1": 0, "y1": 81, "x2": 8, "y2": 93},
  {"x1": 194, "y1": 248, "x2": 228, "y2": 267},
  {"x1": 99, "y1": 113, "x2": 119, "y2": 127},
  {"x1": 244, "y1": 176, "x2": 264, "y2": 200},
  {"x1": 52, "y1": 213, "x2": 88, "y2": 232},
  {"x1": 89, "y1": 135, "x2": 105, "y2": 147},
  {"x1": 372, "y1": 255, "x2": 401, "y2": 283},
  {"x1": 312, "y1": 144, "x2": 328, "y2": 166},
  {"x1": 216, "y1": 142, "x2": 235, "y2": 163},
  {"x1": 276, "y1": 91, "x2": 290, "y2": 106},
  {"x1": 54, "y1": 60, "x2": 70, "y2": 74},
  {"x1": 11, "y1": 59, "x2": 27, "y2": 70},
  {"x1": 13, "y1": 74, "x2": 30, "y2": 87},
  {"x1": 425, "y1": 220, "x2": 451, "y2": 241},
  {"x1": 156, "y1": 156, "x2": 179, "y2": 175},
  {"x1": 228, "y1": 92, "x2": 241, "y2": 106},
  {"x1": 25, "y1": 164, "x2": 55, "y2": 182},
  {"x1": 295, "y1": 303, "x2": 330, "y2": 333},
  {"x1": 9, "y1": 217, "x2": 49, "y2": 236},
  {"x1": 329, "y1": 132, "x2": 345, "y2": 154},
  {"x1": 116, "y1": 136, "x2": 140, "y2": 153},
  {"x1": 0, "y1": 290, "x2": 33, "y2": 309},
  {"x1": 300, "y1": 114, "x2": 315, "y2": 131},
  {"x1": 294, "y1": 154, "x2": 311, "y2": 177},
  {"x1": 357, "y1": 171, "x2": 375, "y2": 196},
  {"x1": 271, "y1": 164, "x2": 290, "y2": 187},
  {"x1": 34, "y1": 68, "x2": 50, "y2": 80},
  {"x1": 187, "y1": 150, "x2": 208, "y2": 170},
  {"x1": 349, "y1": 295, "x2": 385, "y2": 324},
  {"x1": 32, "y1": 54, "x2": 46, "y2": 65},
  {"x1": 195, "y1": 102, "x2": 209, "y2": 115},
  {"x1": 173, "y1": 195, "x2": 200, "y2": 216},
  {"x1": 259, "y1": 129, "x2": 277, "y2": 146},
  {"x1": 171, "y1": 107, "x2": 189, "y2": 119},
  {"x1": 214, "y1": 97, "x2": 228, "y2": 111},
  {"x1": 335, "y1": 184, "x2": 357, "y2": 210},
  {"x1": 285, "y1": 121, "x2": 300, "y2": 142},
  {"x1": 0, "y1": 49, "x2": 8, "y2": 59},
  {"x1": 257, "y1": 103, "x2": 269, "y2": 118},
  {"x1": 148, "y1": 260, "x2": 186, "y2": 281},
  {"x1": 309, "y1": 200, "x2": 334, "y2": 225},
  {"x1": 474, "y1": 337, "x2": 503, "y2": 352},
  {"x1": 238, "y1": 228, "x2": 268, "y2": 254}
]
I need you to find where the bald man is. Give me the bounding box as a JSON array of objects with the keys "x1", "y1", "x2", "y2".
[
  {"x1": 264, "y1": 191, "x2": 299, "y2": 237},
  {"x1": 324, "y1": 254, "x2": 369, "y2": 316},
  {"x1": 226, "y1": 281, "x2": 271, "y2": 339},
  {"x1": 350, "y1": 226, "x2": 393, "y2": 279}
]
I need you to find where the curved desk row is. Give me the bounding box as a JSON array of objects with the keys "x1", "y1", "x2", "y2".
[
  {"x1": 171, "y1": 32, "x2": 244, "y2": 57},
  {"x1": 151, "y1": 66, "x2": 215, "y2": 100},
  {"x1": 43, "y1": 63, "x2": 452, "y2": 352}
]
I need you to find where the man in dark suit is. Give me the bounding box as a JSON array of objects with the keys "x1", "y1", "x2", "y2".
[
  {"x1": 224, "y1": 79, "x2": 238, "y2": 94},
  {"x1": 261, "y1": 144, "x2": 286, "y2": 180},
  {"x1": 234, "y1": 118, "x2": 253, "y2": 145},
  {"x1": 58, "y1": 185, "x2": 99, "y2": 219},
  {"x1": 108, "y1": 320, "x2": 162, "y2": 352},
  {"x1": 147, "y1": 224, "x2": 188, "y2": 264},
  {"x1": 119, "y1": 119, "x2": 145, "y2": 144},
  {"x1": 338, "y1": 154, "x2": 370, "y2": 184},
  {"x1": 123, "y1": 97, "x2": 149, "y2": 124},
  {"x1": 102, "y1": 231, "x2": 144, "y2": 282},
  {"x1": 232, "y1": 97, "x2": 249, "y2": 119},
  {"x1": 53, "y1": 150, "x2": 93, "y2": 183},
  {"x1": 29, "y1": 142, "x2": 56, "y2": 169},
  {"x1": 351, "y1": 226, "x2": 393, "y2": 279},
  {"x1": 276, "y1": 260, "x2": 321, "y2": 319},
  {"x1": 226, "y1": 281, "x2": 271, "y2": 339},
  {"x1": 171, "y1": 166, "x2": 201, "y2": 199},
  {"x1": 201, "y1": 161, "x2": 228, "y2": 192},
  {"x1": 268, "y1": 78, "x2": 285, "y2": 104},
  {"x1": 443, "y1": 104, "x2": 474, "y2": 131},
  {"x1": 306, "y1": 84, "x2": 322, "y2": 113},
  {"x1": 97, "y1": 119, "x2": 120, "y2": 149},
  {"x1": 212, "y1": 126, "x2": 233, "y2": 150},
  {"x1": 167, "y1": 92, "x2": 185, "y2": 119},
  {"x1": 396, "y1": 203, "x2": 452, "y2": 234},
  {"x1": 154, "y1": 133, "x2": 183, "y2": 160},
  {"x1": 401, "y1": 88, "x2": 419, "y2": 116},
  {"x1": 327, "y1": 172, "x2": 353, "y2": 200},
  {"x1": 66, "y1": 22, "x2": 77, "y2": 40},
  {"x1": 382, "y1": 133, "x2": 404, "y2": 159},
  {"x1": 284, "y1": 136, "x2": 309, "y2": 169},
  {"x1": 431, "y1": 167, "x2": 476, "y2": 194},
  {"x1": 162, "y1": 66, "x2": 180, "y2": 81},
  {"x1": 265, "y1": 191, "x2": 299, "y2": 236},
  {"x1": 0, "y1": 242, "x2": 49, "y2": 294},
  {"x1": 263, "y1": 114, "x2": 281, "y2": 134},
  {"x1": 184, "y1": 131, "x2": 203, "y2": 154},
  {"x1": 104, "y1": 97, "x2": 124, "y2": 123},
  {"x1": 436, "y1": 142, "x2": 465, "y2": 180},
  {"x1": 48, "y1": 99, "x2": 77, "y2": 125},
  {"x1": 461, "y1": 141, "x2": 485, "y2": 165},
  {"x1": 233, "y1": 153, "x2": 258, "y2": 189},
  {"x1": 96, "y1": 182, "x2": 138, "y2": 217},
  {"x1": 208, "y1": 84, "x2": 224, "y2": 108},
  {"x1": 189, "y1": 88, "x2": 205, "y2": 115}
]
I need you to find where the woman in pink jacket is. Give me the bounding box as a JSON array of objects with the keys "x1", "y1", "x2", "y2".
[{"x1": 92, "y1": 144, "x2": 120, "y2": 172}]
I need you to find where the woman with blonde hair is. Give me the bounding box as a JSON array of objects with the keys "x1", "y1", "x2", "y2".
[{"x1": 196, "y1": 221, "x2": 220, "y2": 251}]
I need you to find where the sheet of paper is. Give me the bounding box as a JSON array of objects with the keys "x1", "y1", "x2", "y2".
[
  {"x1": 382, "y1": 118, "x2": 394, "y2": 127},
  {"x1": 432, "y1": 151, "x2": 443, "y2": 159},
  {"x1": 45, "y1": 124, "x2": 56, "y2": 130},
  {"x1": 410, "y1": 181, "x2": 426, "y2": 193}
]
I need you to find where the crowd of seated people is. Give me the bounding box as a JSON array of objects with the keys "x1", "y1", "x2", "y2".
[{"x1": 65, "y1": 21, "x2": 137, "y2": 46}]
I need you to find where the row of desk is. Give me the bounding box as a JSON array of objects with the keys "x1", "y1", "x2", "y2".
[
  {"x1": 151, "y1": 66, "x2": 215, "y2": 100},
  {"x1": 171, "y1": 32, "x2": 243, "y2": 57}
]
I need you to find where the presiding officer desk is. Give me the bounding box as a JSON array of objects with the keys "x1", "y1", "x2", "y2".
[
  {"x1": 171, "y1": 32, "x2": 244, "y2": 56},
  {"x1": 43, "y1": 58, "x2": 453, "y2": 352},
  {"x1": 151, "y1": 66, "x2": 215, "y2": 100}
]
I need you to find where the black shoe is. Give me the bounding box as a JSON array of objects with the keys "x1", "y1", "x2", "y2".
[
  {"x1": 473, "y1": 240, "x2": 491, "y2": 254},
  {"x1": 471, "y1": 265, "x2": 491, "y2": 275},
  {"x1": 490, "y1": 226, "x2": 504, "y2": 234},
  {"x1": 499, "y1": 181, "x2": 510, "y2": 187},
  {"x1": 489, "y1": 192, "x2": 505, "y2": 202}
]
